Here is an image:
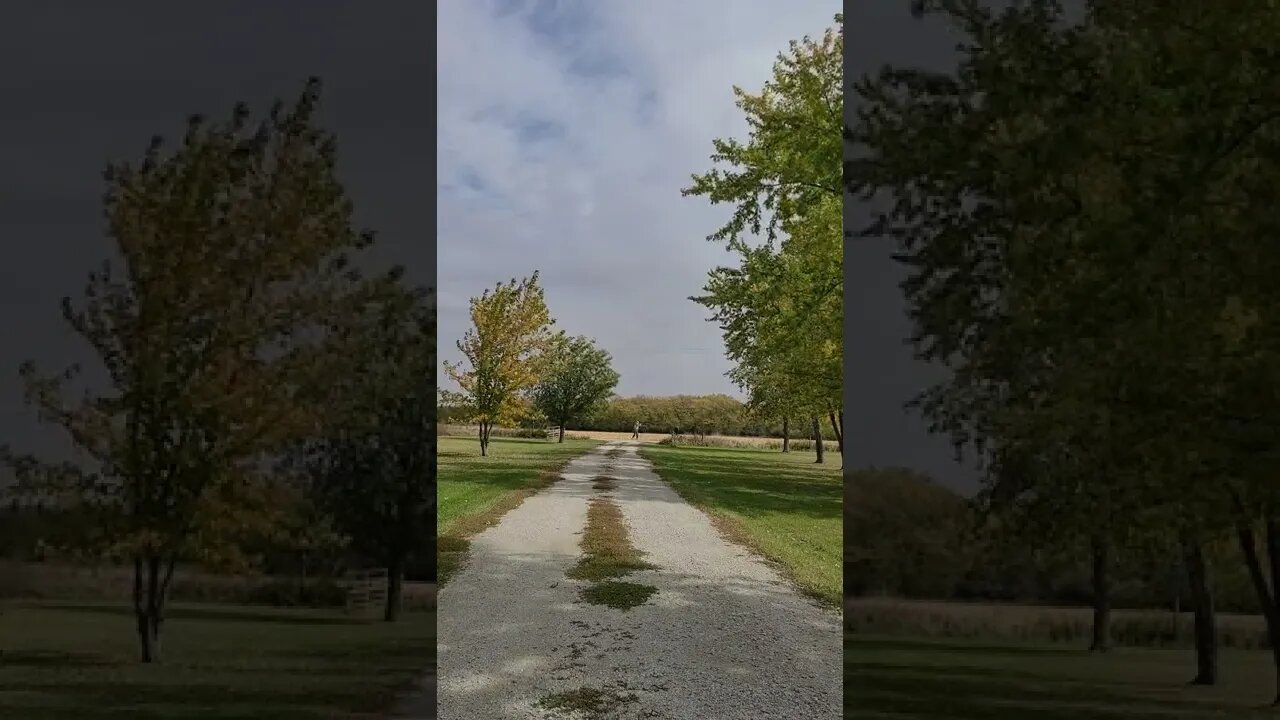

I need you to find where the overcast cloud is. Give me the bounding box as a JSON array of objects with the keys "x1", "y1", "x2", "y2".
[{"x1": 437, "y1": 0, "x2": 840, "y2": 397}]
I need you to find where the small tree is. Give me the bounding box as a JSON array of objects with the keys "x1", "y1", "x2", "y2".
[
  {"x1": 531, "y1": 336, "x2": 620, "y2": 442},
  {"x1": 1, "y1": 78, "x2": 391, "y2": 662},
  {"x1": 298, "y1": 286, "x2": 434, "y2": 621},
  {"x1": 443, "y1": 273, "x2": 557, "y2": 456}
]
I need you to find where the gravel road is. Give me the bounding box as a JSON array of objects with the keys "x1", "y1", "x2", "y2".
[{"x1": 436, "y1": 441, "x2": 841, "y2": 720}]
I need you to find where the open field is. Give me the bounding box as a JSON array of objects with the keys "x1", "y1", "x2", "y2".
[
  {"x1": 437, "y1": 435, "x2": 601, "y2": 582},
  {"x1": 0, "y1": 601, "x2": 435, "y2": 720},
  {"x1": 639, "y1": 443, "x2": 841, "y2": 605},
  {"x1": 846, "y1": 632, "x2": 1275, "y2": 719},
  {"x1": 846, "y1": 597, "x2": 1268, "y2": 650}
]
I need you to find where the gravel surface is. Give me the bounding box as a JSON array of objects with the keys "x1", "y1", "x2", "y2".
[{"x1": 437, "y1": 441, "x2": 841, "y2": 720}]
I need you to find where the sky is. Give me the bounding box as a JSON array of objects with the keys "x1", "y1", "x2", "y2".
[
  {"x1": 436, "y1": 0, "x2": 840, "y2": 398},
  {"x1": 844, "y1": 2, "x2": 983, "y2": 492},
  {"x1": 0, "y1": 2, "x2": 432, "y2": 462}
]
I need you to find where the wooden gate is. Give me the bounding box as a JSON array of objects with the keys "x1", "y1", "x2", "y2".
[{"x1": 343, "y1": 568, "x2": 388, "y2": 619}]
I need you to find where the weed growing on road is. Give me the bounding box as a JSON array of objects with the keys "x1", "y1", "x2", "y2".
[
  {"x1": 580, "y1": 581, "x2": 658, "y2": 611},
  {"x1": 568, "y1": 498, "x2": 655, "y2": 583},
  {"x1": 537, "y1": 686, "x2": 640, "y2": 716},
  {"x1": 437, "y1": 536, "x2": 471, "y2": 583}
]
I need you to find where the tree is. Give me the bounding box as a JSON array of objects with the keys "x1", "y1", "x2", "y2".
[
  {"x1": 531, "y1": 336, "x2": 620, "y2": 442},
  {"x1": 685, "y1": 15, "x2": 843, "y2": 459},
  {"x1": 854, "y1": 0, "x2": 1280, "y2": 693},
  {"x1": 1, "y1": 78, "x2": 393, "y2": 662},
  {"x1": 296, "y1": 285, "x2": 435, "y2": 621},
  {"x1": 442, "y1": 273, "x2": 557, "y2": 456}
]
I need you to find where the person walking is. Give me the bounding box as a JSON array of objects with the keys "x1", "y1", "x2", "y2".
[{"x1": 632, "y1": 420, "x2": 640, "y2": 439}]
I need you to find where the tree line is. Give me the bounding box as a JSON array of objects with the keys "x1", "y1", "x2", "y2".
[
  {"x1": 0, "y1": 79, "x2": 435, "y2": 662},
  {"x1": 681, "y1": 14, "x2": 845, "y2": 463},
  {"x1": 438, "y1": 393, "x2": 842, "y2": 441},
  {"x1": 846, "y1": 468, "x2": 1266, "y2": 614},
  {"x1": 851, "y1": 1, "x2": 1280, "y2": 699}
]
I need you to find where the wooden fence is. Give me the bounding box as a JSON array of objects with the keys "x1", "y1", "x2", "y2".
[{"x1": 342, "y1": 567, "x2": 387, "y2": 618}]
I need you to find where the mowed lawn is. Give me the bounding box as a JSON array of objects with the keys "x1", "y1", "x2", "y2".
[
  {"x1": 437, "y1": 436, "x2": 601, "y2": 533},
  {"x1": 0, "y1": 601, "x2": 434, "y2": 720},
  {"x1": 638, "y1": 444, "x2": 841, "y2": 605},
  {"x1": 846, "y1": 633, "x2": 1276, "y2": 720}
]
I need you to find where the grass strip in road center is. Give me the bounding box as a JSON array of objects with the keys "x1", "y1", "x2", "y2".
[
  {"x1": 568, "y1": 494, "x2": 658, "y2": 610},
  {"x1": 567, "y1": 498, "x2": 655, "y2": 583}
]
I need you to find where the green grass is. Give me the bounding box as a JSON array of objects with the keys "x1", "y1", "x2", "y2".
[
  {"x1": 437, "y1": 436, "x2": 600, "y2": 582},
  {"x1": 846, "y1": 632, "x2": 1276, "y2": 719},
  {"x1": 0, "y1": 601, "x2": 434, "y2": 719},
  {"x1": 639, "y1": 444, "x2": 841, "y2": 605},
  {"x1": 566, "y1": 497, "x2": 656, "y2": 583}
]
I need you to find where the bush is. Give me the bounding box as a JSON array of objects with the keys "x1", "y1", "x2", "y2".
[
  {"x1": 247, "y1": 578, "x2": 349, "y2": 608},
  {"x1": 843, "y1": 597, "x2": 1270, "y2": 650}
]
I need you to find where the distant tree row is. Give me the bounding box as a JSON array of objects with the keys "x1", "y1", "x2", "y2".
[
  {"x1": 439, "y1": 393, "x2": 841, "y2": 441},
  {"x1": 846, "y1": 468, "x2": 1265, "y2": 614}
]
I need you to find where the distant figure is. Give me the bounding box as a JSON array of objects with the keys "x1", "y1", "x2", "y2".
[{"x1": 632, "y1": 421, "x2": 640, "y2": 439}]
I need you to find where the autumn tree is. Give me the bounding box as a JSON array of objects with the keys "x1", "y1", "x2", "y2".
[
  {"x1": 531, "y1": 335, "x2": 619, "y2": 443},
  {"x1": 295, "y1": 285, "x2": 435, "y2": 621},
  {"x1": 1, "y1": 78, "x2": 395, "y2": 662},
  {"x1": 443, "y1": 273, "x2": 557, "y2": 456}
]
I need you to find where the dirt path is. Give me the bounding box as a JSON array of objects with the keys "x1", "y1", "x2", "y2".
[{"x1": 436, "y1": 441, "x2": 841, "y2": 720}]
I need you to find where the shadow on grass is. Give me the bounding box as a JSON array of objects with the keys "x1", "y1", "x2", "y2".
[
  {"x1": 0, "y1": 681, "x2": 392, "y2": 720},
  {"x1": 32, "y1": 602, "x2": 365, "y2": 626},
  {"x1": 0, "y1": 649, "x2": 121, "y2": 668},
  {"x1": 637, "y1": 447, "x2": 841, "y2": 521},
  {"x1": 846, "y1": 635, "x2": 1276, "y2": 720}
]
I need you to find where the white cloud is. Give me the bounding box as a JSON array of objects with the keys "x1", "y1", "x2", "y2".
[{"x1": 437, "y1": 0, "x2": 839, "y2": 396}]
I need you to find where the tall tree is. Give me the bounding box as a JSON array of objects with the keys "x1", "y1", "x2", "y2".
[
  {"x1": 443, "y1": 273, "x2": 557, "y2": 456},
  {"x1": 685, "y1": 15, "x2": 844, "y2": 456},
  {"x1": 2, "y1": 78, "x2": 392, "y2": 662},
  {"x1": 296, "y1": 285, "x2": 435, "y2": 621},
  {"x1": 531, "y1": 335, "x2": 620, "y2": 443}
]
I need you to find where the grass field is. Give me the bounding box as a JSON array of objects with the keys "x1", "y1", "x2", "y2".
[
  {"x1": 0, "y1": 601, "x2": 434, "y2": 719},
  {"x1": 638, "y1": 444, "x2": 841, "y2": 605},
  {"x1": 846, "y1": 632, "x2": 1275, "y2": 719},
  {"x1": 437, "y1": 435, "x2": 600, "y2": 582},
  {"x1": 846, "y1": 597, "x2": 1269, "y2": 650}
]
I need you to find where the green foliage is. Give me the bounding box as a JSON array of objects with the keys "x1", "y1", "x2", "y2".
[
  {"x1": 685, "y1": 15, "x2": 843, "y2": 427},
  {"x1": 442, "y1": 273, "x2": 558, "y2": 455},
  {"x1": 294, "y1": 285, "x2": 435, "y2": 619},
  {"x1": 1, "y1": 78, "x2": 394, "y2": 661},
  {"x1": 852, "y1": 7, "x2": 1280, "y2": 694},
  {"x1": 530, "y1": 335, "x2": 619, "y2": 440}
]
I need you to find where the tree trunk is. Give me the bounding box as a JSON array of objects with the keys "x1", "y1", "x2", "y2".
[
  {"x1": 828, "y1": 411, "x2": 844, "y2": 455},
  {"x1": 384, "y1": 556, "x2": 404, "y2": 622},
  {"x1": 558, "y1": 423, "x2": 565, "y2": 443},
  {"x1": 1089, "y1": 537, "x2": 1110, "y2": 653},
  {"x1": 479, "y1": 421, "x2": 490, "y2": 456},
  {"x1": 133, "y1": 554, "x2": 167, "y2": 663},
  {"x1": 812, "y1": 417, "x2": 824, "y2": 464},
  {"x1": 1235, "y1": 520, "x2": 1280, "y2": 704},
  {"x1": 781, "y1": 417, "x2": 790, "y2": 453},
  {"x1": 1183, "y1": 537, "x2": 1217, "y2": 685}
]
